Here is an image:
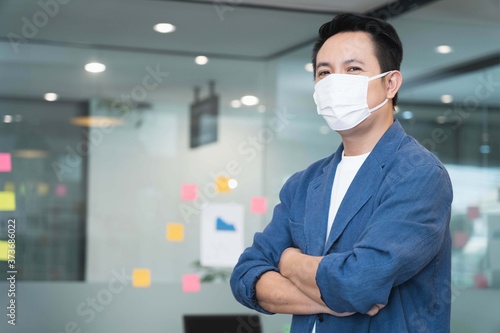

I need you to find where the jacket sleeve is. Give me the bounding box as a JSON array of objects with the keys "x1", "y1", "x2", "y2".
[
  {"x1": 316, "y1": 163, "x2": 453, "y2": 313},
  {"x1": 230, "y1": 174, "x2": 299, "y2": 314}
]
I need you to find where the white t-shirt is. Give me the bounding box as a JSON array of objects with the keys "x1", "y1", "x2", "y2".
[
  {"x1": 325, "y1": 150, "x2": 370, "y2": 244},
  {"x1": 312, "y1": 150, "x2": 370, "y2": 333}
]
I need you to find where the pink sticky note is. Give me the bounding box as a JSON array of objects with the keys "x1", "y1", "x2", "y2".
[
  {"x1": 467, "y1": 206, "x2": 480, "y2": 219},
  {"x1": 251, "y1": 196, "x2": 267, "y2": 215},
  {"x1": 56, "y1": 184, "x2": 67, "y2": 197},
  {"x1": 0, "y1": 153, "x2": 12, "y2": 172},
  {"x1": 181, "y1": 184, "x2": 198, "y2": 201},
  {"x1": 182, "y1": 274, "x2": 201, "y2": 293},
  {"x1": 453, "y1": 232, "x2": 468, "y2": 248},
  {"x1": 474, "y1": 274, "x2": 488, "y2": 288}
]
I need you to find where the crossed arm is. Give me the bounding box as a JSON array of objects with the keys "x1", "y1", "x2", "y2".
[{"x1": 256, "y1": 247, "x2": 384, "y2": 317}]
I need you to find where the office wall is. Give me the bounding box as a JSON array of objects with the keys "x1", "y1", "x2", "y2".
[{"x1": 86, "y1": 101, "x2": 272, "y2": 282}]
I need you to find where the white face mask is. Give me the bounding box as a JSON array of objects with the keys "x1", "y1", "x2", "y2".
[{"x1": 313, "y1": 71, "x2": 392, "y2": 131}]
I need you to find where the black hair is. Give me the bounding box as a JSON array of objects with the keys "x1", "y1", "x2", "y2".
[{"x1": 312, "y1": 13, "x2": 403, "y2": 106}]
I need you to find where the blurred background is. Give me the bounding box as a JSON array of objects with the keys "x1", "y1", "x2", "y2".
[{"x1": 0, "y1": 0, "x2": 499, "y2": 332}]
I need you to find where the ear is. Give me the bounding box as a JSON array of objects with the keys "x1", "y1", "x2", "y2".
[{"x1": 385, "y1": 70, "x2": 403, "y2": 99}]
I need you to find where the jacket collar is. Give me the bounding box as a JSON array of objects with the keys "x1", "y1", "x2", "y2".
[{"x1": 303, "y1": 120, "x2": 407, "y2": 255}]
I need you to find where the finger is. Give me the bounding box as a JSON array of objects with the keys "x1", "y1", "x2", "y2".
[
  {"x1": 367, "y1": 305, "x2": 380, "y2": 316},
  {"x1": 330, "y1": 311, "x2": 356, "y2": 317}
]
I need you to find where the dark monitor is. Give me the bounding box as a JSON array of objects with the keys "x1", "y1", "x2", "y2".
[
  {"x1": 183, "y1": 314, "x2": 262, "y2": 333},
  {"x1": 189, "y1": 94, "x2": 219, "y2": 149}
]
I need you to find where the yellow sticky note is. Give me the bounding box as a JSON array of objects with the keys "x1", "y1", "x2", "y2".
[
  {"x1": 0, "y1": 192, "x2": 16, "y2": 211},
  {"x1": 132, "y1": 269, "x2": 151, "y2": 288},
  {"x1": 0, "y1": 241, "x2": 9, "y2": 261},
  {"x1": 4, "y1": 182, "x2": 15, "y2": 192},
  {"x1": 167, "y1": 223, "x2": 184, "y2": 242},
  {"x1": 216, "y1": 177, "x2": 231, "y2": 193},
  {"x1": 37, "y1": 183, "x2": 49, "y2": 196}
]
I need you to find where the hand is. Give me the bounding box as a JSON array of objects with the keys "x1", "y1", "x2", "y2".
[
  {"x1": 326, "y1": 304, "x2": 384, "y2": 317},
  {"x1": 367, "y1": 304, "x2": 386, "y2": 316},
  {"x1": 279, "y1": 248, "x2": 376, "y2": 318},
  {"x1": 325, "y1": 308, "x2": 356, "y2": 317}
]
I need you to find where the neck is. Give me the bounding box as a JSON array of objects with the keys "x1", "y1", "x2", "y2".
[{"x1": 340, "y1": 113, "x2": 394, "y2": 156}]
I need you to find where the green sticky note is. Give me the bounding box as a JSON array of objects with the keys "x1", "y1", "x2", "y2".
[{"x1": 282, "y1": 324, "x2": 291, "y2": 333}]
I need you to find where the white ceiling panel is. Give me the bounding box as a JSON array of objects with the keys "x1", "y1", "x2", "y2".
[
  {"x1": 0, "y1": 0, "x2": 334, "y2": 58},
  {"x1": 188, "y1": 0, "x2": 390, "y2": 12},
  {"x1": 399, "y1": 65, "x2": 500, "y2": 106}
]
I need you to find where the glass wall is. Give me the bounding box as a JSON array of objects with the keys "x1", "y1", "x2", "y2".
[{"x1": 0, "y1": 99, "x2": 87, "y2": 280}]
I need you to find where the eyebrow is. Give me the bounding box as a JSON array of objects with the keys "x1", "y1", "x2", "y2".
[
  {"x1": 344, "y1": 58, "x2": 365, "y2": 66},
  {"x1": 316, "y1": 62, "x2": 330, "y2": 69},
  {"x1": 315, "y1": 58, "x2": 366, "y2": 70}
]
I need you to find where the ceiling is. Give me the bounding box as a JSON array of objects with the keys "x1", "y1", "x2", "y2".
[{"x1": 0, "y1": 0, "x2": 498, "y2": 115}]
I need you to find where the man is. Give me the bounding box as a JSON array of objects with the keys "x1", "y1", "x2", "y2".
[{"x1": 230, "y1": 13, "x2": 453, "y2": 333}]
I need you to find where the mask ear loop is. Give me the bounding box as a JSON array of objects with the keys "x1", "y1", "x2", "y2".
[
  {"x1": 367, "y1": 71, "x2": 393, "y2": 113},
  {"x1": 368, "y1": 98, "x2": 389, "y2": 113},
  {"x1": 368, "y1": 70, "x2": 393, "y2": 81}
]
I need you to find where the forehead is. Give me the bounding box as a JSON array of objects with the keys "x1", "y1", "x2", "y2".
[{"x1": 316, "y1": 31, "x2": 378, "y2": 64}]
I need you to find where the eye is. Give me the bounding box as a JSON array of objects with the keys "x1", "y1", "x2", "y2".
[
  {"x1": 316, "y1": 70, "x2": 331, "y2": 78},
  {"x1": 347, "y1": 66, "x2": 362, "y2": 73}
]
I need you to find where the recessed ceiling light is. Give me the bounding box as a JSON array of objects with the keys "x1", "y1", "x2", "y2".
[
  {"x1": 195, "y1": 56, "x2": 209, "y2": 65},
  {"x1": 44, "y1": 92, "x2": 58, "y2": 102},
  {"x1": 153, "y1": 23, "x2": 176, "y2": 34},
  {"x1": 3, "y1": 115, "x2": 12, "y2": 123},
  {"x1": 228, "y1": 179, "x2": 238, "y2": 189},
  {"x1": 240, "y1": 95, "x2": 259, "y2": 106},
  {"x1": 435, "y1": 45, "x2": 453, "y2": 54},
  {"x1": 230, "y1": 100, "x2": 242, "y2": 108},
  {"x1": 440, "y1": 94, "x2": 453, "y2": 103},
  {"x1": 305, "y1": 63, "x2": 314, "y2": 73},
  {"x1": 85, "y1": 62, "x2": 106, "y2": 73}
]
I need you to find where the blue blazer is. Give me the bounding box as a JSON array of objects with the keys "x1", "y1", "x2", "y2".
[{"x1": 231, "y1": 120, "x2": 453, "y2": 333}]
